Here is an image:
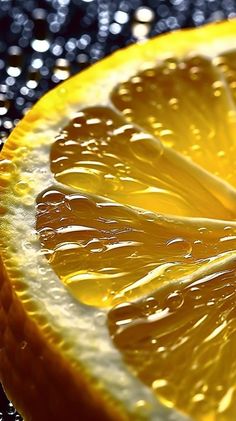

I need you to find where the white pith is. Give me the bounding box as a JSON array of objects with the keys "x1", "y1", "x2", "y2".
[{"x1": 2, "y1": 20, "x2": 236, "y2": 421}]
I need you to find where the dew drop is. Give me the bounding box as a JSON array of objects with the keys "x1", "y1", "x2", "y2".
[
  {"x1": 94, "y1": 311, "x2": 106, "y2": 326},
  {"x1": 134, "y1": 399, "x2": 150, "y2": 414},
  {"x1": 166, "y1": 237, "x2": 192, "y2": 257},
  {"x1": 159, "y1": 129, "x2": 175, "y2": 147},
  {"x1": 152, "y1": 378, "x2": 168, "y2": 390},
  {"x1": 14, "y1": 181, "x2": 30, "y2": 195},
  {"x1": 0, "y1": 159, "x2": 16, "y2": 178},
  {"x1": 143, "y1": 296, "x2": 159, "y2": 316},
  {"x1": 164, "y1": 291, "x2": 184, "y2": 311},
  {"x1": 212, "y1": 80, "x2": 223, "y2": 97},
  {"x1": 168, "y1": 97, "x2": 179, "y2": 110},
  {"x1": 38, "y1": 227, "x2": 56, "y2": 241},
  {"x1": 192, "y1": 393, "x2": 205, "y2": 403},
  {"x1": 129, "y1": 132, "x2": 163, "y2": 163},
  {"x1": 109, "y1": 302, "x2": 141, "y2": 326}
]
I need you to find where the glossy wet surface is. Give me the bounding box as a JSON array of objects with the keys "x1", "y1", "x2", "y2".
[
  {"x1": 36, "y1": 186, "x2": 236, "y2": 308},
  {"x1": 2, "y1": 0, "x2": 236, "y2": 420},
  {"x1": 108, "y1": 266, "x2": 236, "y2": 421},
  {"x1": 37, "y1": 48, "x2": 236, "y2": 421}
]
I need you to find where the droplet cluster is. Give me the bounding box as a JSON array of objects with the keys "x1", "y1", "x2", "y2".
[
  {"x1": 0, "y1": 0, "x2": 235, "y2": 148},
  {"x1": 35, "y1": 34, "x2": 236, "y2": 421},
  {"x1": 1, "y1": 1, "x2": 236, "y2": 420}
]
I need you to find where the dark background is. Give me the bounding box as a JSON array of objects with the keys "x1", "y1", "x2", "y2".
[{"x1": 0, "y1": 0, "x2": 235, "y2": 419}]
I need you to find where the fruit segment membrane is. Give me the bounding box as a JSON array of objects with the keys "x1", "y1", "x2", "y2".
[{"x1": 37, "y1": 51, "x2": 236, "y2": 420}]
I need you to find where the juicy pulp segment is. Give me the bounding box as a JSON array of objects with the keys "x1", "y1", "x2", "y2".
[
  {"x1": 111, "y1": 54, "x2": 236, "y2": 188},
  {"x1": 108, "y1": 265, "x2": 236, "y2": 421},
  {"x1": 36, "y1": 187, "x2": 236, "y2": 308},
  {"x1": 35, "y1": 49, "x2": 236, "y2": 421},
  {"x1": 51, "y1": 106, "x2": 236, "y2": 220}
]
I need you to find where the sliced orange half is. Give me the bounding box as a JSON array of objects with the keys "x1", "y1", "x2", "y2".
[{"x1": 1, "y1": 19, "x2": 236, "y2": 421}]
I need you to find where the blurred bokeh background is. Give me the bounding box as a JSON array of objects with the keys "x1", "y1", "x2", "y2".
[{"x1": 0, "y1": 0, "x2": 235, "y2": 419}]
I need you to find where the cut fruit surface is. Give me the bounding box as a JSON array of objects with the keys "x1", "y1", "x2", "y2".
[{"x1": 1, "y1": 19, "x2": 236, "y2": 421}]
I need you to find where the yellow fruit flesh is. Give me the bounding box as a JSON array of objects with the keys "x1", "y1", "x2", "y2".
[
  {"x1": 50, "y1": 105, "x2": 236, "y2": 219},
  {"x1": 37, "y1": 186, "x2": 236, "y2": 308},
  {"x1": 108, "y1": 266, "x2": 236, "y2": 421},
  {"x1": 111, "y1": 54, "x2": 236, "y2": 187},
  {"x1": 36, "y1": 50, "x2": 236, "y2": 421}
]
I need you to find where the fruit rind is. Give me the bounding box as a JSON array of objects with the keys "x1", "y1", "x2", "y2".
[{"x1": 1, "y1": 19, "x2": 236, "y2": 421}]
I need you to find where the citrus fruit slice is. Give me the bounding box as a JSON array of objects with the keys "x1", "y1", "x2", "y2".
[{"x1": 1, "y1": 19, "x2": 236, "y2": 421}]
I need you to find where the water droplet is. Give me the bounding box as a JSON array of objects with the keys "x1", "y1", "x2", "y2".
[
  {"x1": 169, "y1": 97, "x2": 179, "y2": 110},
  {"x1": 192, "y1": 393, "x2": 205, "y2": 403},
  {"x1": 129, "y1": 132, "x2": 163, "y2": 163},
  {"x1": 94, "y1": 311, "x2": 106, "y2": 326},
  {"x1": 0, "y1": 159, "x2": 16, "y2": 178},
  {"x1": 159, "y1": 129, "x2": 175, "y2": 147},
  {"x1": 166, "y1": 237, "x2": 192, "y2": 257},
  {"x1": 191, "y1": 144, "x2": 200, "y2": 151},
  {"x1": 14, "y1": 181, "x2": 30, "y2": 195},
  {"x1": 134, "y1": 399, "x2": 150, "y2": 413},
  {"x1": 41, "y1": 189, "x2": 65, "y2": 205},
  {"x1": 165, "y1": 291, "x2": 184, "y2": 311},
  {"x1": 143, "y1": 296, "x2": 159, "y2": 315},
  {"x1": 109, "y1": 302, "x2": 141, "y2": 326},
  {"x1": 220, "y1": 235, "x2": 236, "y2": 243},
  {"x1": 39, "y1": 227, "x2": 56, "y2": 241},
  {"x1": 152, "y1": 378, "x2": 168, "y2": 390},
  {"x1": 189, "y1": 66, "x2": 201, "y2": 81},
  {"x1": 198, "y1": 227, "x2": 208, "y2": 234},
  {"x1": 212, "y1": 80, "x2": 223, "y2": 97}
]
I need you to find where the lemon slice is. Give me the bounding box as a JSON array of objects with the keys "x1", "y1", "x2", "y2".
[{"x1": 1, "y1": 19, "x2": 236, "y2": 421}]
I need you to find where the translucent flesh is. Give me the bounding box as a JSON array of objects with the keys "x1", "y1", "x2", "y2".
[
  {"x1": 108, "y1": 266, "x2": 236, "y2": 421},
  {"x1": 51, "y1": 105, "x2": 236, "y2": 220},
  {"x1": 36, "y1": 187, "x2": 236, "y2": 308},
  {"x1": 111, "y1": 54, "x2": 236, "y2": 187},
  {"x1": 37, "y1": 51, "x2": 236, "y2": 420}
]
